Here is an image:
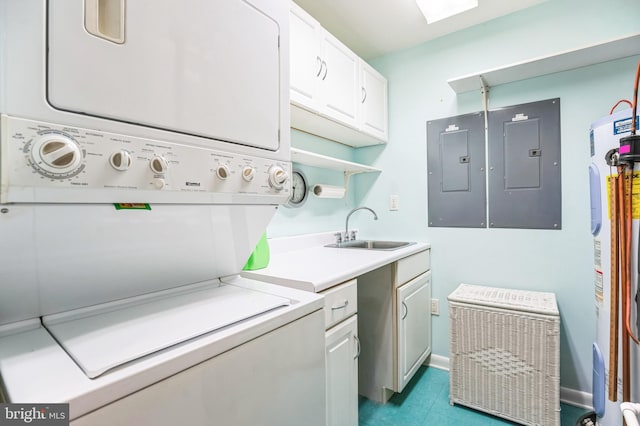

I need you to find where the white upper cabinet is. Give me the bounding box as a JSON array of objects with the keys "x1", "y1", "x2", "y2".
[
  {"x1": 320, "y1": 31, "x2": 360, "y2": 128},
  {"x1": 289, "y1": 1, "x2": 388, "y2": 147},
  {"x1": 359, "y1": 61, "x2": 388, "y2": 141},
  {"x1": 289, "y1": 4, "x2": 323, "y2": 108}
]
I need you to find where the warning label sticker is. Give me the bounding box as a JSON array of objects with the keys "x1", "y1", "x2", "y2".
[
  {"x1": 595, "y1": 269, "x2": 603, "y2": 307},
  {"x1": 606, "y1": 172, "x2": 640, "y2": 219}
]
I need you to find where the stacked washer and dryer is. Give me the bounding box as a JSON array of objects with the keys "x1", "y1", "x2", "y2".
[{"x1": 0, "y1": 1, "x2": 326, "y2": 425}]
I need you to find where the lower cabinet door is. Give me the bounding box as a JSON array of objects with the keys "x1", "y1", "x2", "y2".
[
  {"x1": 396, "y1": 271, "x2": 432, "y2": 392},
  {"x1": 325, "y1": 314, "x2": 359, "y2": 426}
]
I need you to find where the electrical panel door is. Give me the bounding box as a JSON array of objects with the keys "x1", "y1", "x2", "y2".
[
  {"x1": 427, "y1": 112, "x2": 486, "y2": 228},
  {"x1": 488, "y1": 98, "x2": 561, "y2": 229}
]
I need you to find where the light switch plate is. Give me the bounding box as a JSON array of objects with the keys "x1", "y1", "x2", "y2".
[{"x1": 390, "y1": 194, "x2": 399, "y2": 211}]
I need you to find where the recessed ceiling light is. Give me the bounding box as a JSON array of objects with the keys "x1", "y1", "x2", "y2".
[{"x1": 416, "y1": 0, "x2": 479, "y2": 24}]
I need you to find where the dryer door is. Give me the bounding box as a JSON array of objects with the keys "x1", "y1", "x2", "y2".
[{"x1": 47, "y1": 0, "x2": 282, "y2": 151}]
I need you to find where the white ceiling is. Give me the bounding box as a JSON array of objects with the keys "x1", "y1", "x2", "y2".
[{"x1": 292, "y1": 0, "x2": 548, "y2": 60}]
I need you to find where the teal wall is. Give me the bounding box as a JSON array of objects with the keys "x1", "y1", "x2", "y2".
[{"x1": 269, "y1": 0, "x2": 640, "y2": 394}]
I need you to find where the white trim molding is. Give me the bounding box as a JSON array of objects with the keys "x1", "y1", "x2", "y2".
[{"x1": 426, "y1": 353, "x2": 449, "y2": 371}]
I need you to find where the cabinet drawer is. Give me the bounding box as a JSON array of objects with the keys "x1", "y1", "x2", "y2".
[
  {"x1": 394, "y1": 250, "x2": 430, "y2": 286},
  {"x1": 321, "y1": 279, "x2": 357, "y2": 330}
]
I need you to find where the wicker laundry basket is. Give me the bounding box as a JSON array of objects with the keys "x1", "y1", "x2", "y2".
[{"x1": 448, "y1": 284, "x2": 560, "y2": 426}]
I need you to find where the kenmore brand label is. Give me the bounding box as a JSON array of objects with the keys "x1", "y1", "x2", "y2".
[
  {"x1": 0, "y1": 404, "x2": 69, "y2": 425},
  {"x1": 613, "y1": 116, "x2": 639, "y2": 135}
]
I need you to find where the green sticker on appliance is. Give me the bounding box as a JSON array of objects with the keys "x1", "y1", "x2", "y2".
[{"x1": 114, "y1": 203, "x2": 152, "y2": 210}]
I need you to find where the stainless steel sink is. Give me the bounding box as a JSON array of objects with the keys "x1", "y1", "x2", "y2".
[{"x1": 325, "y1": 240, "x2": 415, "y2": 250}]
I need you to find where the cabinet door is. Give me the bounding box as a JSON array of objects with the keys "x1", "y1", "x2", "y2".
[
  {"x1": 289, "y1": 2, "x2": 323, "y2": 109},
  {"x1": 325, "y1": 315, "x2": 359, "y2": 426},
  {"x1": 396, "y1": 271, "x2": 431, "y2": 392},
  {"x1": 360, "y1": 61, "x2": 388, "y2": 141},
  {"x1": 320, "y1": 30, "x2": 359, "y2": 127}
]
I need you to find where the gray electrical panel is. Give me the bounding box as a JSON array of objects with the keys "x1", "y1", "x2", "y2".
[
  {"x1": 427, "y1": 112, "x2": 486, "y2": 227},
  {"x1": 487, "y1": 98, "x2": 561, "y2": 229}
]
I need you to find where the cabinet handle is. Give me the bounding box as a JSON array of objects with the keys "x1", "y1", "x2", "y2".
[
  {"x1": 354, "y1": 335, "x2": 361, "y2": 359},
  {"x1": 331, "y1": 299, "x2": 349, "y2": 310},
  {"x1": 361, "y1": 87, "x2": 367, "y2": 103},
  {"x1": 316, "y1": 56, "x2": 323, "y2": 77},
  {"x1": 321, "y1": 61, "x2": 328, "y2": 80},
  {"x1": 402, "y1": 301, "x2": 408, "y2": 320}
]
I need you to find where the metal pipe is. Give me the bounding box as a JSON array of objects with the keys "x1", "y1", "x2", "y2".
[
  {"x1": 620, "y1": 167, "x2": 631, "y2": 402},
  {"x1": 610, "y1": 171, "x2": 620, "y2": 401}
]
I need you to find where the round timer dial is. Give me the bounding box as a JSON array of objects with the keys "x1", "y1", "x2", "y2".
[
  {"x1": 287, "y1": 169, "x2": 308, "y2": 207},
  {"x1": 30, "y1": 131, "x2": 83, "y2": 178}
]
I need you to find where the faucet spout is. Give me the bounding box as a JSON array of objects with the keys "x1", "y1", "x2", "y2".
[{"x1": 345, "y1": 206, "x2": 378, "y2": 242}]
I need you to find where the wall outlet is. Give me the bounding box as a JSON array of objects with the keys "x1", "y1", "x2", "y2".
[
  {"x1": 389, "y1": 194, "x2": 399, "y2": 211},
  {"x1": 431, "y1": 298, "x2": 440, "y2": 315}
]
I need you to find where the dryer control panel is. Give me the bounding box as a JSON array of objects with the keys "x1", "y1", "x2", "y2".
[{"x1": 0, "y1": 115, "x2": 291, "y2": 204}]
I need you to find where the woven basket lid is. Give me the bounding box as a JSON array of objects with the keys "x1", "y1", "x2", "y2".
[{"x1": 448, "y1": 283, "x2": 559, "y2": 316}]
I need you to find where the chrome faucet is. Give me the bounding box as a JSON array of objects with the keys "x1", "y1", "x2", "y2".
[{"x1": 344, "y1": 206, "x2": 378, "y2": 242}]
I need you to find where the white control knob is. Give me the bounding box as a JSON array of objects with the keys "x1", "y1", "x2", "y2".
[
  {"x1": 110, "y1": 150, "x2": 132, "y2": 171},
  {"x1": 242, "y1": 166, "x2": 256, "y2": 182},
  {"x1": 152, "y1": 178, "x2": 166, "y2": 189},
  {"x1": 31, "y1": 132, "x2": 82, "y2": 175},
  {"x1": 268, "y1": 165, "x2": 288, "y2": 190},
  {"x1": 149, "y1": 156, "x2": 168, "y2": 174},
  {"x1": 216, "y1": 164, "x2": 231, "y2": 180}
]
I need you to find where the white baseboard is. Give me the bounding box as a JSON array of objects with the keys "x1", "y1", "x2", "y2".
[
  {"x1": 427, "y1": 354, "x2": 594, "y2": 410},
  {"x1": 427, "y1": 353, "x2": 449, "y2": 371},
  {"x1": 560, "y1": 387, "x2": 594, "y2": 410}
]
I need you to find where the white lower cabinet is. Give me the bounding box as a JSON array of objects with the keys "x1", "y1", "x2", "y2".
[
  {"x1": 358, "y1": 249, "x2": 432, "y2": 403},
  {"x1": 321, "y1": 279, "x2": 359, "y2": 426},
  {"x1": 325, "y1": 315, "x2": 359, "y2": 426},
  {"x1": 397, "y1": 271, "x2": 431, "y2": 391}
]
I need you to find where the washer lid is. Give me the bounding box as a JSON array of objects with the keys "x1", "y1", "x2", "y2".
[{"x1": 43, "y1": 281, "x2": 290, "y2": 378}]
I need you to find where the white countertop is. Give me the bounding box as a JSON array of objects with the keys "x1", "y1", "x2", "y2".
[{"x1": 242, "y1": 232, "x2": 431, "y2": 293}]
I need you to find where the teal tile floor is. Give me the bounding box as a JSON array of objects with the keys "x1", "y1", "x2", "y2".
[{"x1": 359, "y1": 366, "x2": 590, "y2": 426}]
